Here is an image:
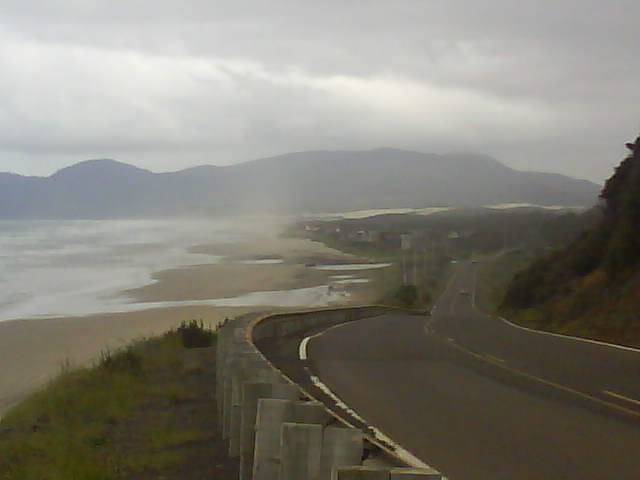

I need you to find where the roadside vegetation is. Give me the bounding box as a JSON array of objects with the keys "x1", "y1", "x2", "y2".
[
  {"x1": 287, "y1": 207, "x2": 594, "y2": 311},
  {"x1": 499, "y1": 138, "x2": 640, "y2": 348},
  {"x1": 0, "y1": 320, "x2": 237, "y2": 480},
  {"x1": 298, "y1": 228, "x2": 450, "y2": 309},
  {"x1": 474, "y1": 249, "x2": 539, "y2": 314}
]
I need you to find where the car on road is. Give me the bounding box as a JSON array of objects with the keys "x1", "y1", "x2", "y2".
[{"x1": 459, "y1": 289, "x2": 470, "y2": 295}]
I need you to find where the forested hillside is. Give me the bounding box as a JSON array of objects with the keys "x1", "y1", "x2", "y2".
[{"x1": 501, "y1": 136, "x2": 640, "y2": 347}]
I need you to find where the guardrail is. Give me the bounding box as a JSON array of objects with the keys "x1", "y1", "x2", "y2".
[{"x1": 215, "y1": 306, "x2": 446, "y2": 480}]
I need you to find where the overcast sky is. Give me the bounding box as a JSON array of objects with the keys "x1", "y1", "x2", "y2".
[{"x1": 0, "y1": 1, "x2": 638, "y2": 182}]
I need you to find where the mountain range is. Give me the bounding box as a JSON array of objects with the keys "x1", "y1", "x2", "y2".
[{"x1": 0, "y1": 148, "x2": 600, "y2": 219}]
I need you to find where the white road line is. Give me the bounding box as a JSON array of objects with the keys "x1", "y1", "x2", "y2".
[
  {"x1": 497, "y1": 316, "x2": 640, "y2": 354},
  {"x1": 307, "y1": 375, "x2": 433, "y2": 470},
  {"x1": 299, "y1": 321, "x2": 439, "y2": 472},
  {"x1": 466, "y1": 262, "x2": 640, "y2": 355},
  {"x1": 602, "y1": 390, "x2": 640, "y2": 407},
  {"x1": 484, "y1": 354, "x2": 506, "y2": 364},
  {"x1": 299, "y1": 336, "x2": 311, "y2": 361}
]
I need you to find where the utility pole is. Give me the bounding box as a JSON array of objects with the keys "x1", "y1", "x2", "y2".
[
  {"x1": 401, "y1": 252, "x2": 407, "y2": 284},
  {"x1": 423, "y1": 241, "x2": 429, "y2": 278}
]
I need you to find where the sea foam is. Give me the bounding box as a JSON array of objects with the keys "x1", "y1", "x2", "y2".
[{"x1": 0, "y1": 219, "x2": 235, "y2": 321}]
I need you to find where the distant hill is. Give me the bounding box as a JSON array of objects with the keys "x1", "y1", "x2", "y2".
[
  {"x1": 501, "y1": 136, "x2": 640, "y2": 347},
  {"x1": 0, "y1": 149, "x2": 599, "y2": 219}
]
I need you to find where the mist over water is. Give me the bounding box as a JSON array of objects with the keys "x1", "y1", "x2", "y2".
[{"x1": 0, "y1": 219, "x2": 243, "y2": 321}]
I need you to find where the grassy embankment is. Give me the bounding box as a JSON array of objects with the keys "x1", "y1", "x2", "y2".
[
  {"x1": 492, "y1": 139, "x2": 640, "y2": 348},
  {"x1": 476, "y1": 248, "x2": 640, "y2": 347},
  {"x1": 0, "y1": 320, "x2": 237, "y2": 480}
]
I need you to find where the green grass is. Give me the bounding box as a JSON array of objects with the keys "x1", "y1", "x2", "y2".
[
  {"x1": 0, "y1": 351, "x2": 144, "y2": 479},
  {"x1": 147, "y1": 429, "x2": 211, "y2": 450},
  {"x1": 0, "y1": 322, "x2": 218, "y2": 480}
]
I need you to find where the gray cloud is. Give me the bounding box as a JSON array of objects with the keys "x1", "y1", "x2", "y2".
[{"x1": 0, "y1": 0, "x2": 638, "y2": 181}]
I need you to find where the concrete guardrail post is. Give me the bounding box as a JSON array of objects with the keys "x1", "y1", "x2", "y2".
[
  {"x1": 229, "y1": 362, "x2": 277, "y2": 457},
  {"x1": 240, "y1": 382, "x2": 299, "y2": 480},
  {"x1": 223, "y1": 352, "x2": 256, "y2": 439},
  {"x1": 229, "y1": 404, "x2": 243, "y2": 456},
  {"x1": 228, "y1": 353, "x2": 266, "y2": 450},
  {"x1": 216, "y1": 323, "x2": 235, "y2": 416},
  {"x1": 293, "y1": 400, "x2": 332, "y2": 425},
  {"x1": 280, "y1": 422, "x2": 323, "y2": 480},
  {"x1": 240, "y1": 382, "x2": 274, "y2": 478},
  {"x1": 319, "y1": 426, "x2": 364, "y2": 480},
  {"x1": 389, "y1": 468, "x2": 443, "y2": 479},
  {"x1": 333, "y1": 466, "x2": 390, "y2": 480},
  {"x1": 222, "y1": 375, "x2": 234, "y2": 439},
  {"x1": 253, "y1": 398, "x2": 296, "y2": 480}
]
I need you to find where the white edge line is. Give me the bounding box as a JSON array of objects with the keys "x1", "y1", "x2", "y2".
[
  {"x1": 468, "y1": 262, "x2": 640, "y2": 355},
  {"x1": 602, "y1": 390, "x2": 640, "y2": 407},
  {"x1": 245, "y1": 307, "x2": 445, "y2": 473},
  {"x1": 497, "y1": 316, "x2": 640, "y2": 354},
  {"x1": 299, "y1": 330, "x2": 435, "y2": 472},
  {"x1": 308, "y1": 375, "x2": 432, "y2": 470},
  {"x1": 299, "y1": 336, "x2": 311, "y2": 361}
]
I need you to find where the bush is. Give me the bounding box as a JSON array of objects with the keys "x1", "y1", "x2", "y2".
[
  {"x1": 392, "y1": 285, "x2": 418, "y2": 308},
  {"x1": 177, "y1": 320, "x2": 214, "y2": 349},
  {"x1": 99, "y1": 346, "x2": 142, "y2": 374}
]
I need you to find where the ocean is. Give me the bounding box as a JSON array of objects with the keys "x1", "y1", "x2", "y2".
[
  {"x1": 0, "y1": 219, "x2": 244, "y2": 321},
  {"x1": 0, "y1": 218, "x2": 388, "y2": 322}
]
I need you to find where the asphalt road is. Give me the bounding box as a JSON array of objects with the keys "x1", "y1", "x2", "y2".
[{"x1": 305, "y1": 262, "x2": 640, "y2": 480}]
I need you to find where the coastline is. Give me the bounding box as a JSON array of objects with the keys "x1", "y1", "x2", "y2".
[{"x1": 0, "y1": 234, "x2": 373, "y2": 418}]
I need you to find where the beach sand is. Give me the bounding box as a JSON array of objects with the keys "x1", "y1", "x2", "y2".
[{"x1": 0, "y1": 234, "x2": 372, "y2": 418}]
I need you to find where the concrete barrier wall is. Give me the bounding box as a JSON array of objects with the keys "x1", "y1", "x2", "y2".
[
  {"x1": 216, "y1": 307, "x2": 446, "y2": 480},
  {"x1": 250, "y1": 306, "x2": 390, "y2": 343}
]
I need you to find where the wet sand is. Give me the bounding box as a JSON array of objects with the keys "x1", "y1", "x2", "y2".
[
  {"x1": 122, "y1": 236, "x2": 361, "y2": 303},
  {"x1": 123, "y1": 263, "x2": 332, "y2": 302},
  {"x1": 0, "y1": 235, "x2": 370, "y2": 418}
]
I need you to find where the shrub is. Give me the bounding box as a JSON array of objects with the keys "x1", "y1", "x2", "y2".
[
  {"x1": 99, "y1": 346, "x2": 142, "y2": 374},
  {"x1": 177, "y1": 320, "x2": 214, "y2": 349},
  {"x1": 392, "y1": 285, "x2": 418, "y2": 308}
]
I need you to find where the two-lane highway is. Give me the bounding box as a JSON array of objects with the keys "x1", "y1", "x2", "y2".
[
  {"x1": 431, "y1": 262, "x2": 640, "y2": 417},
  {"x1": 305, "y1": 262, "x2": 640, "y2": 479}
]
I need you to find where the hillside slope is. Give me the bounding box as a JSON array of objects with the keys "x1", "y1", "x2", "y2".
[
  {"x1": 0, "y1": 149, "x2": 599, "y2": 219},
  {"x1": 501, "y1": 136, "x2": 640, "y2": 347}
]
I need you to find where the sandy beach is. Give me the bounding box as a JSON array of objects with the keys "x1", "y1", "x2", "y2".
[
  {"x1": 122, "y1": 235, "x2": 353, "y2": 303},
  {"x1": 0, "y1": 233, "x2": 372, "y2": 418}
]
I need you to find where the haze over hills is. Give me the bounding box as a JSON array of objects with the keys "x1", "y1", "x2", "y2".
[{"x1": 0, "y1": 148, "x2": 600, "y2": 219}]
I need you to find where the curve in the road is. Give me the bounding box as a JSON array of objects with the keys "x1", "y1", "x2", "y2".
[{"x1": 304, "y1": 262, "x2": 640, "y2": 480}]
